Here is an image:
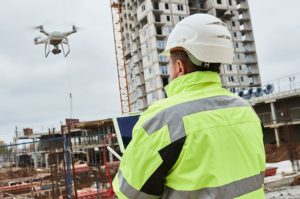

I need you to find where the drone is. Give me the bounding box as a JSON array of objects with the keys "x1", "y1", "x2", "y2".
[{"x1": 34, "y1": 25, "x2": 77, "y2": 57}]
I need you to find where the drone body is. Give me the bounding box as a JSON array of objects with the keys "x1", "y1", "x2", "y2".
[{"x1": 34, "y1": 25, "x2": 77, "y2": 57}]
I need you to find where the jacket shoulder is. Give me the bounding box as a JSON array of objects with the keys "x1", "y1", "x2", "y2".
[{"x1": 137, "y1": 97, "x2": 175, "y2": 128}]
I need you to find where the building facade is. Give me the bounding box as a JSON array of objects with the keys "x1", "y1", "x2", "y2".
[{"x1": 120, "y1": 0, "x2": 260, "y2": 111}]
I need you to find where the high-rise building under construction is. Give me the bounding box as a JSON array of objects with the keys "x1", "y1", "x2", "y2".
[{"x1": 119, "y1": 0, "x2": 260, "y2": 112}]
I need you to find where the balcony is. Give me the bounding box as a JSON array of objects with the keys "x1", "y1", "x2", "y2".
[
  {"x1": 156, "y1": 40, "x2": 165, "y2": 50},
  {"x1": 156, "y1": 27, "x2": 168, "y2": 39},
  {"x1": 244, "y1": 58, "x2": 258, "y2": 64},
  {"x1": 136, "y1": 87, "x2": 146, "y2": 98},
  {"x1": 240, "y1": 24, "x2": 252, "y2": 33},
  {"x1": 159, "y1": 55, "x2": 168, "y2": 63},
  {"x1": 258, "y1": 107, "x2": 300, "y2": 126},
  {"x1": 236, "y1": 3, "x2": 248, "y2": 11},
  {"x1": 132, "y1": 54, "x2": 139, "y2": 64},
  {"x1": 188, "y1": 2, "x2": 209, "y2": 14},
  {"x1": 136, "y1": 76, "x2": 145, "y2": 86},
  {"x1": 137, "y1": 98, "x2": 147, "y2": 110},
  {"x1": 131, "y1": 44, "x2": 138, "y2": 52},
  {"x1": 154, "y1": 20, "x2": 166, "y2": 27},
  {"x1": 134, "y1": 66, "x2": 140, "y2": 75},
  {"x1": 249, "y1": 81, "x2": 260, "y2": 87},
  {"x1": 258, "y1": 112, "x2": 272, "y2": 125},
  {"x1": 160, "y1": 65, "x2": 169, "y2": 76},
  {"x1": 189, "y1": 7, "x2": 209, "y2": 15},
  {"x1": 241, "y1": 35, "x2": 254, "y2": 43},
  {"x1": 243, "y1": 47, "x2": 255, "y2": 54},
  {"x1": 131, "y1": 32, "x2": 138, "y2": 41},
  {"x1": 247, "y1": 68, "x2": 259, "y2": 75},
  {"x1": 238, "y1": 14, "x2": 250, "y2": 22},
  {"x1": 239, "y1": 58, "x2": 257, "y2": 65},
  {"x1": 152, "y1": 3, "x2": 163, "y2": 14}
]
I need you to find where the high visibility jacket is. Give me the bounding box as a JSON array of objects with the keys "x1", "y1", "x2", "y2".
[{"x1": 113, "y1": 71, "x2": 265, "y2": 199}]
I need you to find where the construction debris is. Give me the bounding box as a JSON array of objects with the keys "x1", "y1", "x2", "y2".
[
  {"x1": 291, "y1": 175, "x2": 300, "y2": 186},
  {"x1": 266, "y1": 185, "x2": 300, "y2": 199}
]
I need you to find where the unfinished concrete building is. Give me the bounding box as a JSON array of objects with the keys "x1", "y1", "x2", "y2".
[
  {"x1": 120, "y1": 0, "x2": 260, "y2": 111},
  {"x1": 0, "y1": 120, "x2": 120, "y2": 198},
  {"x1": 250, "y1": 89, "x2": 300, "y2": 147}
]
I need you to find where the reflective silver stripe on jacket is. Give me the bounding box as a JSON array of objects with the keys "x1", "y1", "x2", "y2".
[
  {"x1": 162, "y1": 172, "x2": 265, "y2": 199},
  {"x1": 118, "y1": 170, "x2": 160, "y2": 199},
  {"x1": 142, "y1": 95, "x2": 250, "y2": 142}
]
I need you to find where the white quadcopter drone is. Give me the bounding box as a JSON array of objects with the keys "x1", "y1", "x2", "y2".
[{"x1": 34, "y1": 25, "x2": 77, "y2": 57}]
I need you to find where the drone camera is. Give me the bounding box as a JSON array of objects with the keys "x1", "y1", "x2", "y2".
[{"x1": 52, "y1": 49, "x2": 61, "y2": 55}]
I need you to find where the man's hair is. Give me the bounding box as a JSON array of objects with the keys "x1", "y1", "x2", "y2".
[{"x1": 170, "y1": 50, "x2": 221, "y2": 73}]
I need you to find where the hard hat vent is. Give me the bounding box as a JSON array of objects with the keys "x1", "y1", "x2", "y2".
[
  {"x1": 207, "y1": 21, "x2": 226, "y2": 27},
  {"x1": 216, "y1": 35, "x2": 231, "y2": 40}
]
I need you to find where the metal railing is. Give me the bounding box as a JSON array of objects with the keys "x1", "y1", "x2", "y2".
[
  {"x1": 258, "y1": 107, "x2": 300, "y2": 125},
  {"x1": 263, "y1": 73, "x2": 300, "y2": 94}
]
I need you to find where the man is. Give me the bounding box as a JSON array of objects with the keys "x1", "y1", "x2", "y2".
[{"x1": 113, "y1": 14, "x2": 265, "y2": 199}]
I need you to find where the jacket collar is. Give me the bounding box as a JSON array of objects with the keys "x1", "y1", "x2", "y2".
[{"x1": 165, "y1": 72, "x2": 221, "y2": 97}]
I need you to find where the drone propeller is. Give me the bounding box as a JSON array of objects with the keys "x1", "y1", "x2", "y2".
[
  {"x1": 33, "y1": 25, "x2": 44, "y2": 30},
  {"x1": 72, "y1": 25, "x2": 83, "y2": 32},
  {"x1": 72, "y1": 25, "x2": 84, "y2": 31},
  {"x1": 34, "y1": 36, "x2": 41, "y2": 43}
]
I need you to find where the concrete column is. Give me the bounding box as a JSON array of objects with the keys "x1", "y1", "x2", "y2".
[
  {"x1": 108, "y1": 138, "x2": 113, "y2": 162},
  {"x1": 270, "y1": 102, "x2": 280, "y2": 147},
  {"x1": 45, "y1": 153, "x2": 49, "y2": 168},
  {"x1": 33, "y1": 137, "x2": 38, "y2": 168},
  {"x1": 86, "y1": 149, "x2": 90, "y2": 164}
]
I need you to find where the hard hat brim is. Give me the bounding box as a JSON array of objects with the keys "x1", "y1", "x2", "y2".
[{"x1": 160, "y1": 43, "x2": 233, "y2": 64}]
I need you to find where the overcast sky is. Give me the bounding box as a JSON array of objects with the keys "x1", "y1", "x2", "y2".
[{"x1": 0, "y1": 0, "x2": 300, "y2": 143}]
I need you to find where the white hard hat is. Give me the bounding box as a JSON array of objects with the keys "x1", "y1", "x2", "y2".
[{"x1": 162, "y1": 14, "x2": 234, "y2": 64}]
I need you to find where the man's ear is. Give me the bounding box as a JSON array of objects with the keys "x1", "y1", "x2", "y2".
[{"x1": 176, "y1": 59, "x2": 187, "y2": 77}]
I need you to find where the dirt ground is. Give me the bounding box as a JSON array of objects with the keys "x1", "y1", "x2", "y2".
[
  {"x1": 0, "y1": 168, "x2": 37, "y2": 181},
  {"x1": 265, "y1": 143, "x2": 300, "y2": 163},
  {"x1": 266, "y1": 185, "x2": 300, "y2": 199}
]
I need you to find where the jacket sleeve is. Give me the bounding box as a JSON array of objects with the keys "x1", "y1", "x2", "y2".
[{"x1": 113, "y1": 116, "x2": 186, "y2": 199}]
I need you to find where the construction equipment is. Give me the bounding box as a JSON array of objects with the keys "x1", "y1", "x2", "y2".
[{"x1": 110, "y1": 0, "x2": 131, "y2": 114}]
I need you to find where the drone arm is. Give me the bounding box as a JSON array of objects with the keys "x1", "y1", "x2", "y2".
[
  {"x1": 64, "y1": 30, "x2": 76, "y2": 37},
  {"x1": 64, "y1": 26, "x2": 77, "y2": 36},
  {"x1": 40, "y1": 29, "x2": 50, "y2": 36},
  {"x1": 34, "y1": 38, "x2": 48, "y2": 45}
]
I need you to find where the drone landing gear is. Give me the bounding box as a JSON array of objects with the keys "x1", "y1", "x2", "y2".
[
  {"x1": 44, "y1": 41, "x2": 50, "y2": 58},
  {"x1": 43, "y1": 40, "x2": 70, "y2": 58},
  {"x1": 61, "y1": 38, "x2": 70, "y2": 57}
]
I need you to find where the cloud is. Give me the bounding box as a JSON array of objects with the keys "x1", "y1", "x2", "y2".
[
  {"x1": 249, "y1": 0, "x2": 300, "y2": 82},
  {"x1": 0, "y1": 0, "x2": 120, "y2": 142}
]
